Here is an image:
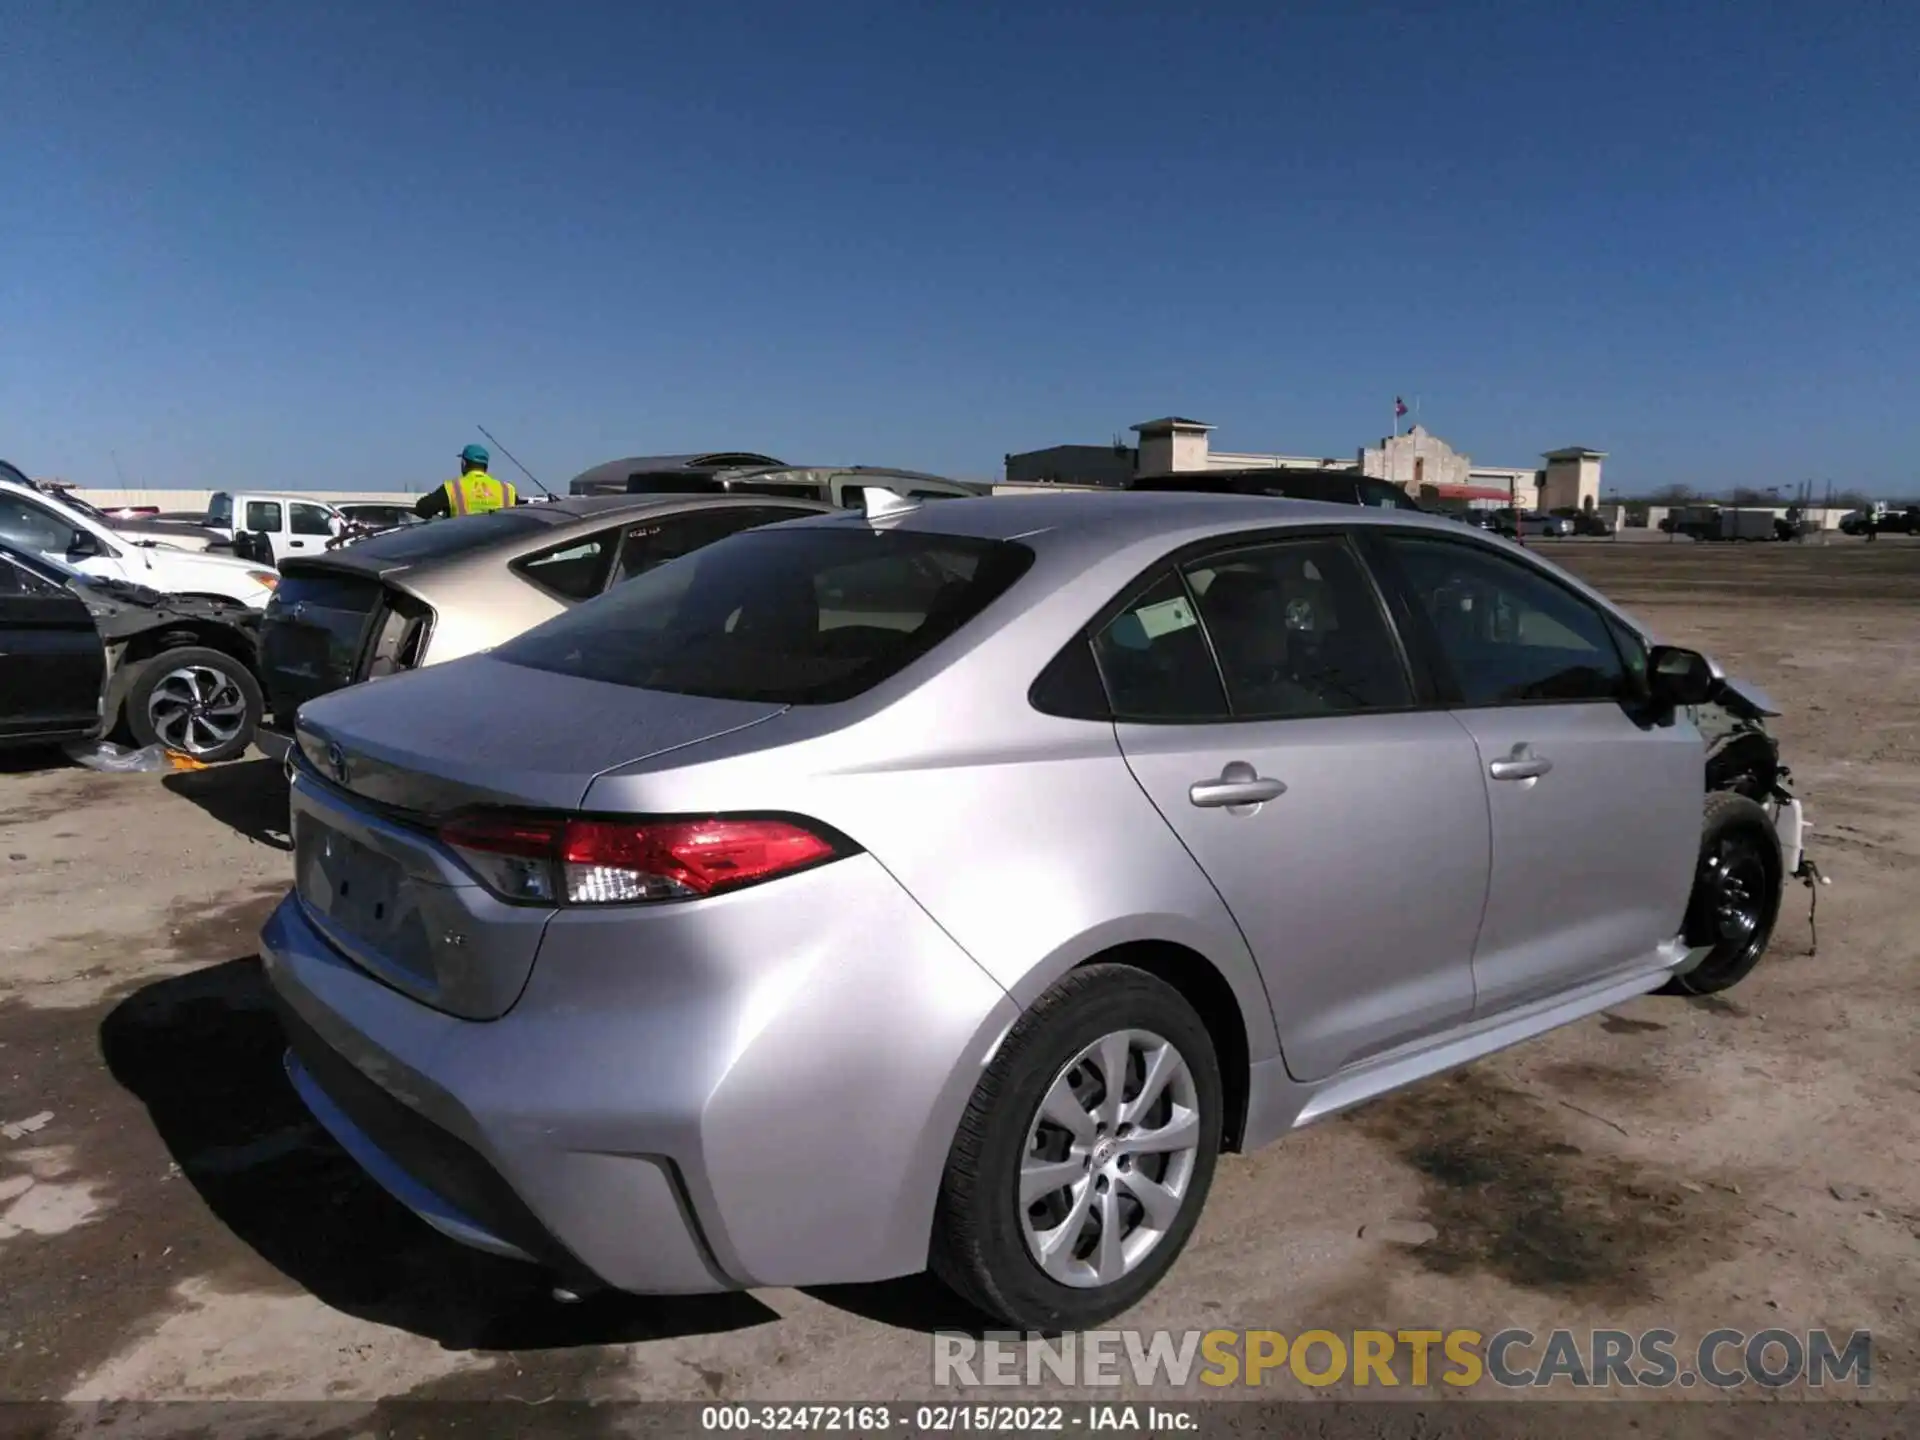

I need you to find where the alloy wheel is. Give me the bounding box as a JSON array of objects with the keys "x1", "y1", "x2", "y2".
[
  {"x1": 147, "y1": 664, "x2": 249, "y2": 756},
  {"x1": 1018, "y1": 1028, "x2": 1202, "y2": 1289}
]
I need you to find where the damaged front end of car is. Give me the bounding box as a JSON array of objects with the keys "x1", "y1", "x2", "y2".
[{"x1": 1689, "y1": 668, "x2": 1829, "y2": 946}]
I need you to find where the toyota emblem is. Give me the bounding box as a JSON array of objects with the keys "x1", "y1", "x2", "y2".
[{"x1": 325, "y1": 741, "x2": 350, "y2": 785}]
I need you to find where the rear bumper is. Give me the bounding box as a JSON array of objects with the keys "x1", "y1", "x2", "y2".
[{"x1": 259, "y1": 850, "x2": 1019, "y2": 1294}]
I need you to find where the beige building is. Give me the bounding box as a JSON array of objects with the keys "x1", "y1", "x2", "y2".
[{"x1": 1007, "y1": 417, "x2": 1606, "y2": 512}]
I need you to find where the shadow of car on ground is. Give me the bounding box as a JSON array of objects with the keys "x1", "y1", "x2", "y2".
[
  {"x1": 100, "y1": 955, "x2": 997, "y2": 1349},
  {"x1": 162, "y1": 757, "x2": 292, "y2": 851},
  {"x1": 99, "y1": 957, "x2": 776, "y2": 1350}
]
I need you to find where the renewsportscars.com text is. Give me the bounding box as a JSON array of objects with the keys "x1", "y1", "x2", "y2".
[{"x1": 933, "y1": 1327, "x2": 1871, "y2": 1391}]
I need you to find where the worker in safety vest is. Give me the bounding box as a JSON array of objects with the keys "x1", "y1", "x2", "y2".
[{"x1": 414, "y1": 444, "x2": 517, "y2": 519}]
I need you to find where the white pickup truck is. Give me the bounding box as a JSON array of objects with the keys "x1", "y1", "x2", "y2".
[
  {"x1": 204, "y1": 491, "x2": 350, "y2": 565},
  {"x1": 0, "y1": 467, "x2": 279, "y2": 608}
]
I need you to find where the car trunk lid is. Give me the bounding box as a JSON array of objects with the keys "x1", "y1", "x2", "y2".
[{"x1": 289, "y1": 657, "x2": 789, "y2": 1017}]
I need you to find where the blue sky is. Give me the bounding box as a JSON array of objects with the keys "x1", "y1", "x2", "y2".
[{"x1": 4, "y1": 1, "x2": 1915, "y2": 495}]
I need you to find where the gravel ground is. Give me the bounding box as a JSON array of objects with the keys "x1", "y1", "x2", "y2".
[{"x1": 1, "y1": 535, "x2": 1916, "y2": 1411}]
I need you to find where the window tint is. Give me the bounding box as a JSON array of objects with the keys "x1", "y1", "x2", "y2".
[
  {"x1": 0, "y1": 494, "x2": 75, "y2": 552},
  {"x1": 1183, "y1": 539, "x2": 1410, "y2": 718},
  {"x1": 513, "y1": 528, "x2": 618, "y2": 602},
  {"x1": 499, "y1": 527, "x2": 1034, "y2": 704},
  {"x1": 207, "y1": 493, "x2": 233, "y2": 527},
  {"x1": 1090, "y1": 570, "x2": 1229, "y2": 722},
  {"x1": 245, "y1": 501, "x2": 283, "y2": 532},
  {"x1": 1607, "y1": 616, "x2": 1651, "y2": 698},
  {"x1": 1382, "y1": 535, "x2": 1626, "y2": 705},
  {"x1": 0, "y1": 552, "x2": 67, "y2": 597},
  {"x1": 613, "y1": 507, "x2": 811, "y2": 585},
  {"x1": 290, "y1": 503, "x2": 335, "y2": 536}
]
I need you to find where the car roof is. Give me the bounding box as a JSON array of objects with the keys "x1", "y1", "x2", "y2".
[
  {"x1": 286, "y1": 491, "x2": 840, "y2": 579},
  {"x1": 780, "y1": 488, "x2": 1461, "y2": 546}
]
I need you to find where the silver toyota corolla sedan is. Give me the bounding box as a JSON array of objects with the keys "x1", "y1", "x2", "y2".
[{"x1": 262, "y1": 490, "x2": 1793, "y2": 1329}]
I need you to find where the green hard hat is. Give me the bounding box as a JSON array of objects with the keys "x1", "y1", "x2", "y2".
[{"x1": 459, "y1": 443, "x2": 490, "y2": 466}]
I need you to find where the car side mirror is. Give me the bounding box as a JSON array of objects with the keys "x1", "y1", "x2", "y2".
[
  {"x1": 66, "y1": 529, "x2": 102, "y2": 559},
  {"x1": 1648, "y1": 645, "x2": 1715, "y2": 707}
]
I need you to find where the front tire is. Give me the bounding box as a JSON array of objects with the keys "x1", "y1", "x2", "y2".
[
  {"x1": 930, "y1": 964, "x2": 1223, "y2": 1330},
  {"x1": 1659, "y1": 792, "x2": 1784, "y2": 996},
  {"x1": 124, "y1": 647, "x2": 263, "y2": 763}
]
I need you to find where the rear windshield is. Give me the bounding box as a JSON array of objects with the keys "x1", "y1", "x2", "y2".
[
  {"x1": 498, "y1": 526, "x2": 1034, "y2": 704},
  {"x1": 341, "y1": 508, "x2": 552, "y2": 563}
]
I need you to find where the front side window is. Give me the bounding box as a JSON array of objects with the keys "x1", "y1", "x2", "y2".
[
  {"x1": 207, "y1": 493, "x2": 233, "y2": 528},
  {"x1": 1380, "y1": 534, "x2": 1626, "y2": 705},
  {"x1": 1090, "y1": 570, "x2": 1229, "y2": 722},
  {"x1": 1182, "y1": 538, "x2": 1410, "y2": 718},
  {"x1": 500, "y1": 527, "x2": 1033, "y2": 704},
  {"x1": 0, "y1": 494, "x2": 76, "y2": 553},
  {"x1": 290, "y1": 503, "x2": 335, "y2": 536},
  {"x1": 0, "y1": 552, "x2": 68, "y2": 598},
  {"x1": 245, "y1": 500, "x2": 283, "y2": 532}
]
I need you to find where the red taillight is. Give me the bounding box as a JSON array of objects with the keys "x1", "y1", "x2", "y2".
[
  {"x1": 435, "y1": 811, "x2": 844, "y2": 905},
  {"x1": 439, "y1": 813, "x2": 566, "y2": 859}
]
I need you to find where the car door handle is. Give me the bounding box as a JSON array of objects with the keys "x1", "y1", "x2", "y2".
[
  {"x1": 1489, "y1": 744, "x2": 1553, "y2": 781},
  {"x1": 1189, "y1": 761, "x2": 1287, "y2": 809}
]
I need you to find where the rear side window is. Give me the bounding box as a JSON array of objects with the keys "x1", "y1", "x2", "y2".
[
  {"x1": 514, "y1": 529, "x2": 618, "y2": 602},
  {"x1": 613, "y1": 507, "x2": 813, "y2": 585},
  {"x1": 1090, "y1": 571, "x2": 1229, "y2": 722},
  {"x1": 499, "y1": 527, "x2": 1034, "y2": 704},
  {"x1": 1182, "y1": 539, "x2": 1410, "y2": 718},
  {"x1": 245, "y1": 501, "x2": 283, "y2": 531}
]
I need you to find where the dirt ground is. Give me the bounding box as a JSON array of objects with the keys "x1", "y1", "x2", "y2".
[{"x1": 2, "y1": 534, "x2": 1917, "y2": 1411}]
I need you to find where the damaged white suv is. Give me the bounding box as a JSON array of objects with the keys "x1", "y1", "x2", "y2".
[{"x1": 0, "y1": 466, "x2": 279, "y2": 609}]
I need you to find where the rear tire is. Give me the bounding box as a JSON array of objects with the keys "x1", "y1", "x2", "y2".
[
  {"x1": 930, "y1": 964, "x2": 1223, "y2": 1330},
  {"x1": 1658, "y1": 792, "x2": 1784, "y2": 996}
]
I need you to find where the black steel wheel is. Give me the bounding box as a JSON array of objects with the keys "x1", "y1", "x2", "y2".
[{"x1": 1659, "y1": 791, "x2": 1783, "y2": 996}]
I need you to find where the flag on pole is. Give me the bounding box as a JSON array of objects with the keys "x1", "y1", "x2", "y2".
[{"x1": 1395, "y1": 397, "x2": 1408, "y2": 417}]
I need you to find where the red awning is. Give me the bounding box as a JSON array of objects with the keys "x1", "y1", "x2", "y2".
[{"x1": 1430, "y1": 484, "x2": 1517, "y2": 502}]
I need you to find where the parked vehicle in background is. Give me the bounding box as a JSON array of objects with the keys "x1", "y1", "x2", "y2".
[
  {"x1": 1839, "y1": 505, "x2": 1918, "y2": 536},
  {"x1": 31, "y1": 481, "x2": 224, "y2": 552},
  {"x1": 335, "y1": 503, "x2": 425, "y2": 533},
  {"x1": 0, "y1": 540, "x2": 264, "y2": 758},
  {"x1": 205, "y1": 491, "x2": 349, "y2": 565},
  {"x1": 1, "y1": 466, "x2": 278, "y2": 608},
  {"x1": 1570, "y1": 512, "x2": 1616, "y2": 536},
  {"x1": 1129, "y1": 467, "x2": 1426, "y2": 511},
  {"x1": 263, "y1": 489, "x2": 1807, "y2": 1331},
  {"x1": 1492, "y1": 509, "x2": 1572, "y2": 538},
  {"x1": 603, "y1": 465, "x2": 987, "y2": 508},
  {"x1": 253, "y1": 492, "x2": 834, "y2": 756}
]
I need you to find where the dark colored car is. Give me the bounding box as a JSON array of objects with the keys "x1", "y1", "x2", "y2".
[
  {"x1": 0, "y1": 540, "x2": 264, "y2": 759},
  {"x1": 1127, "y1": 467, "x2": 1427, "y2": 510},
  {"x1": 1570, "y1": 512, "x2": 1616, "y2": 536}
]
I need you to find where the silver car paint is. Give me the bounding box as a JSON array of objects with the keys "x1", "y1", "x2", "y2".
[
  {"x1": 315, "y1": 494, "x2": 836, "y2": 669},
  {"x1": 267, "y1": 491, "x2": 1712, "y2": 1294}
]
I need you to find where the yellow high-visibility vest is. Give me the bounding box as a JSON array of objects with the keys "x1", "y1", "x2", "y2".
[{"x1": 443, "y1": 470, "x2": 516, "y2": 515}]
